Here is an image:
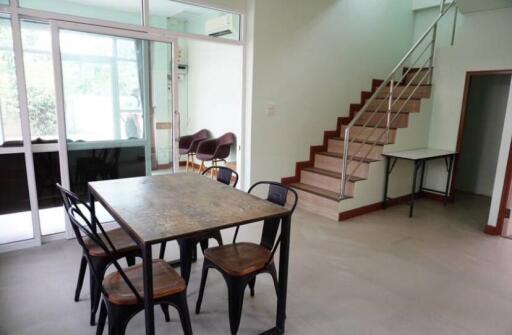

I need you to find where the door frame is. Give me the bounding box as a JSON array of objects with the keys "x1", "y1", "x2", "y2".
[
  {"x1": 496, "y1": 139, "x2": 512, "y2": 235},
  {"x1": 451, "y1": 69, "x2": 512, "y2": 235}
]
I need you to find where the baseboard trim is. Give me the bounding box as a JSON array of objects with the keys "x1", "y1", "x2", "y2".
[
  {"x1": 338, "y1": 194, "x2": 412, "y2": 221},
  {"x1": 484, "y1": 225, "x2": 499, "y2": 235}
]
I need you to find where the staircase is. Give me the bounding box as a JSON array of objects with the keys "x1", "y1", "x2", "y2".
[{"x1": 282, "y1": 1, "x2": 456, "y2": 220}]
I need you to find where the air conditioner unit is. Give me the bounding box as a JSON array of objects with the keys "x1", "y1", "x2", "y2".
[{"x1": 205, "y1": 14, "x2": 234, "y2": 37}]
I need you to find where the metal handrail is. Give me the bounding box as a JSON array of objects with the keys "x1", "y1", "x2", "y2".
[{"x1": 339, "y1": 0, "x2": 456, "y2": 198}]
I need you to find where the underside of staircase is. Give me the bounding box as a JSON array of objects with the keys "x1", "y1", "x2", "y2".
[{"x1": 282, "y1": 68, "x2": 432, "y2": 221}]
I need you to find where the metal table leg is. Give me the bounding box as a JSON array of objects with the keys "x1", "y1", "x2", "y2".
[
  {"x1": 409, "y1": 160, "x2": 421, "y2": 218},
  {"x1": 142, "y1": 243, "x2": 155, "y2": 335},
  {"x1": 261, "y1": 213, "x2": 291, "y2": 335},
  {"x1": 383, "y1": 156, "x2": 390, "y2": 209},
  {"x1": 444, "y1": 154, "x2": 455, "y2": 205}
]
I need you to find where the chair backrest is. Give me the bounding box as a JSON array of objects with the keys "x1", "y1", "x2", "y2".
[
  {"x1": 193, "y1": 129, "x2": 210, "y2": 141},
  {"x1": 57, "y1": 183, "x2": 142, "y2": 303},
  {"x1": 214, "y1": 132, "x2": 236, "y2": 159},
  {"x1": 248, "y1": 182, "x2": 298, "y2": 250},
  {"x1": 201, "y1": 166, "x2": 239, "y2": 187},
  {"x1": 232, "y1": 181, "x2": 298, "y2": 257},
  {"x1": 66, "y1": 205, "x2": 143, "y2": 303}
]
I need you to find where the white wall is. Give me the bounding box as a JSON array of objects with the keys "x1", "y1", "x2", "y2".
[
  {"x1": 456, "y1": 75, "x2": 511, "y2": 196},
  {"x1": 248, "y1": 0, "x2": 415, "y2": 184},
  {"x1": 184, "y1": 39, "x2": 243, "y2": 163},
  {"x1": 422, "y1": 7, "x2": 512, "y2": 227}
]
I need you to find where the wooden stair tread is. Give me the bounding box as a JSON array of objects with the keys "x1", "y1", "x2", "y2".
[
  {"x1": 289, "y1": 182, "x2": 351, "y2": 201},
  {"x1": 317, "y1": 151, "x2": 380, "y2": 163},
  {"x1": 333, "y1": 136, "x2": 388, "y2": 146},
  {"x1": 302, "y1": 167, "x2": 365, "y2": 182}
]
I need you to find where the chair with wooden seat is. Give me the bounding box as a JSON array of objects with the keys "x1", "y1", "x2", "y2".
[
  {"x1": 158, "y1": 166, "x2": 239, "y2": 284},
  {"x1": 66, "y1": 206, "x2": 193, "y2": 335},
  {"x1": 179, "y1": 129, "x2": 210, "y2": 172},
  {"x1": 195, "y1": 181, "x2": 298, "y2": 335},
  {"x1": 56, "y1": 183, "x2": 140, "y2": 326}
]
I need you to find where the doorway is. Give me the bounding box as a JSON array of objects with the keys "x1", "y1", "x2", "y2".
[{"x1": 454, "y1": 72, "x2": 512, "y2": 231}]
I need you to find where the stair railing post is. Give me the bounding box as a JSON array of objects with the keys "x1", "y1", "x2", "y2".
[
  {"x1": 340, "y1": 127, "x2": 350, "y2": 198},
  {"x1": 386, "y1": 79, "x2": 394, "y2": 144}
]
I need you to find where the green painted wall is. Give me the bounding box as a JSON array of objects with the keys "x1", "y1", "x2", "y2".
[
  {"x1": 420, "y1": 7, "x2": 512, "y2": 227},
  {"x1": 248, "y1": 0, "x2": 415, "y2": 185}
]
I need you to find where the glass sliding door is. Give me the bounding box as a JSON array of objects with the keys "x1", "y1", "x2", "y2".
[
  {"x1": 55, "y1": 27, "x2": 177, "y2": 223},
  {"x1": 0, "y1": 16, "x2": 34, "y2": 244}
]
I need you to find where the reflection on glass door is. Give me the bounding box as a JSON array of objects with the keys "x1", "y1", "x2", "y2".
[{"x1": 0, "y1": 16, "x2": 34, "y2": 244}]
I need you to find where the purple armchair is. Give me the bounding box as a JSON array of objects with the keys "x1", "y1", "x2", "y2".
[
  {"x1": 196, "y1": 132, "x2": 236, "y2": 172},
  {"x1": 179, "y1": 129, "x2": 210, "y2": 171}
]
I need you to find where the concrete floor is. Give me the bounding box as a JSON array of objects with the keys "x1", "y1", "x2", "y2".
[{"x1": 1, "y1": 194, "x2": 512, "y2": 335}]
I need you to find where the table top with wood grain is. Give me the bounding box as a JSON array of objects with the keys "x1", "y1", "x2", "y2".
[{"x1": 88, "y1": 173, "x2": 290, "y2": 245}]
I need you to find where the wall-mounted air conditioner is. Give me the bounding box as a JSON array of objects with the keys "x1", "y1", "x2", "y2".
[{"x1": 205, "y1": 14, "x2": 234, "y2": 37}]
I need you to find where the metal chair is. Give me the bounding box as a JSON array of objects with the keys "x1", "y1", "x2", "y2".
[
  {"x1": 179, "y1": 129, "x2": 210, "y2": 172},
  {"x1": 196, "y1": 132, "x2": 236, "y2": 173},
  {"x1": 56, "y1": 183, "x2": 139, "y2": 326},
  {"x1": 158, "y1": 166, "x2": 239, "y2": 284},
  {"x1": 195, "y1": 181, "x2": 298, "y2": 335},
  {"x1": 66, "y1": 206, "x2": 193, "y2": 335}
]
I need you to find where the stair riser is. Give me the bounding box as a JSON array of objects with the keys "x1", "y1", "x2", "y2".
[
  {"x1": 366, "y1": 99, "x2": 420, "y2": 113},
  {"x1": 291, "y1": 188, "x2": 339, "y2": 221},
  {"x1": 406, "y1": 70, "x2": 431, "y2": 85},
  {"x1": 341, "y1": 126, "x2": 396, "y2": 145},
  {"x1": 328, "y1": 140, "x2": 383, "y2": 161},
  {"x1": 301, "y1": 170, "x2": 354, "y2": 196},
  {"x1": 376, "y1": 85, "x2": 431, "y2": 99},
  {"x1": 314, "y1": 154, "x2": 369, "y2": 179},
  {"x1": 355, "y1": 112, "x2": 409, "y2": 128}
]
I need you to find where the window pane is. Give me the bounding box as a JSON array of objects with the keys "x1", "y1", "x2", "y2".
[
  {"x1": 0, "y1": 17, "x2": 23, "y2": 147},
  {"x1": 61, "y1": 30, "x2": 144, "y2": 142},
  {"x1": 21, "y1": 21, "x2": 58, "y2": 141},
  {"x1": 0, "y1": 0, "x2": 9, "y2": 5},
  {"x1": 0, "y1": 154, "x2": 33, "y2": 244},
  {"x1": 149, "y1": 0, "x2": 241, "y2": 41},
  {"x1": 19, "y1": 0, "x2": 143, "y2": 26}
]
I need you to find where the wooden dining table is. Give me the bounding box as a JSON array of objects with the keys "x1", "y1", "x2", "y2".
[{"x1": 88, "y1": 173, "x2": 292, "y2": 335}]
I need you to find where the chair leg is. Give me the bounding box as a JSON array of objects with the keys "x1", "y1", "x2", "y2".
[
  {"x1": 268, "y1": 263, "x2": 279, "y2": 295},
  {"x1": 89, "y1": 270, "x2": 99, "y2": 326},
  {"x1": 227, "y1": 277, "x2": 247, "y2": 335},
  {"x1": 160, "y1": 304, "x2": 171, "y2": 322},
  {"x1": 159, "y1": 241, "x2": 167, "y2": 260},
  {"x1": 74, "y1": 255, "x2": 87, "y2": 302},
  {"x1": 199, "y1": 238, "x2": 209, "y2": 254},
  {"x1": 212, "y1": 230, "x2": 223, "y2": 246},
  {"x1": 248, "y1": 277, "x2": 256, "y2": 297},
  {"x1": 96, "y1": 300, "x2": 107, "y2": 335},
  {"x1": 89, "y1": 259, "x2": 107, "y2": 326},
  {"x1": 176, "y1": 292, "x2": 194, "y2": 335},
  {"x1": 185, "y1": 154, "x2": 189, "y2": 172},
  {"x1": 199, "y1": 161, "x2": 205, "y2": 173},
  {"x1": 195, "y1": 262, "x2": 210, "y2": 314},
  {"x1": 126, "y1": 255, "x2": 135, "y2": 267}
]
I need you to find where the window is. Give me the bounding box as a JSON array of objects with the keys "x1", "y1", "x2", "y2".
[
  {"x1": 60, "y1": 30, "x2": 143, "y2": 142},
  {"x1": 21, "y1": 20, "x2": 58, "y2": 141},
  {"x1": 149, "y1": 0, "x2": 241, "y2": 41},
  {"x1": 0, "y1": 17, "x2": 22, "y2": 146},
  {"x1": 19, "y1": 0, "x2": 143, "y2": 26}
]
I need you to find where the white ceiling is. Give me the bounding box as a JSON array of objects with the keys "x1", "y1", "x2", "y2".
[
  {"x1": 456, "y1": 0, "x2": 512, "y2": 13},
  {"x1": 64, "y1": 0, "x2": 215, "y2": 18}
]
